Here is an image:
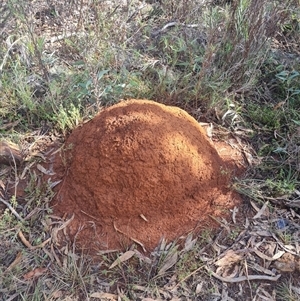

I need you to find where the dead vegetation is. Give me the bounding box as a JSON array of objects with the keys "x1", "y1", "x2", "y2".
[{"x1": 1, "y1": 0, "x2": 300, "y2": 300}]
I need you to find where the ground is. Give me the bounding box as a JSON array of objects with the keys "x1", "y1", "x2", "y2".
[{"x1": 0, "y1": 1, "x2": 300, "y2": 301}]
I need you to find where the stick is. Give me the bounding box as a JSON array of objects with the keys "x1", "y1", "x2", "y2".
[
  {"x1": 113, "y1": 222, "x2": 147, "y2": 252},
  {"x1": 18, "y1": 230, "x2": 51, "y2": 250},
  {"x1": 0, "y1": 197, "x2": 25, "y2": 222},
  {"x1": 18, "y1": 230, "x2": 33, "y2": 249},
  {"x1": 205, "y1": 266, "x2": 281, "y2": 283}
]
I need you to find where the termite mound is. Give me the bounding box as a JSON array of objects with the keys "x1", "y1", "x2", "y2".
[{"x1": 53, "y1": 99, "x2": 242, "y2": 252}]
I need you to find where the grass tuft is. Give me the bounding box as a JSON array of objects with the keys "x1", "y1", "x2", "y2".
[{"x1": 1, "y1": 0, "x2": 300, "y2": 299}]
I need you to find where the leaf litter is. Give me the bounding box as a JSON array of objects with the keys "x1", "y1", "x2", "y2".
[
  {"x1": 1, "y1": 135, "x2": 300, "y2": 300},
  {"x1": 109, "y1": 250, "x2": 135, "y2": 269},
  {"x1": 0, "y1": 1, "x2": 300, "y2": 299}
]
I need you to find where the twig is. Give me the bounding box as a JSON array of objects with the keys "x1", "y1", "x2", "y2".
[
  {"x1": 80, "y1": 210, "x2": 98, "y2": 220},
  {"x1": 18, "y1": 230, "x2": 51, "y2": 250},
  {"x1": 18, "y1": 230, "x2": 33, "y2": 249},
  {"x1": 205, "y1": 266, "x2": 281, "y2": 283},
  {"x1": 9, "y1": 146, "x2": 19, "y2": 200},
  {"x1": 35, "y1": 238, "x2": 51, "y2": 249},
  {"x1": 0, "y1": 197, "x2": 25, "y2": 222},
  {"x1": 0, "y1": 36, "x2": 24, "y2": 73},
  {"x1": 209, "y1": 215, "x2": 231, "y2": 232},
  {"x1": 5, "y1": 293, "x2": 20, "y2": 301},
  {"x1": 151, "y1": 21, "x2": 200, "y2": 37},
  {"x1": 113, "y1": 221, "x2": 147, "y2": 252},
  {"x1": 4, "y1": 252, "x2": 22, "y2": 274},
  {"x1": 51, "y1": 244, "x2": 62, "y2": 268}
]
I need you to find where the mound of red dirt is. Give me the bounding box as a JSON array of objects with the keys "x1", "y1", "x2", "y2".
[{"x1": 53, "y1": 99, "x2": 242, "y2": 252}]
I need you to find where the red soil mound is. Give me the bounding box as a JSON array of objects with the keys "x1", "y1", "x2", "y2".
[{"x1": 53, "y1": 99, "x2": 241, "y2": 252}]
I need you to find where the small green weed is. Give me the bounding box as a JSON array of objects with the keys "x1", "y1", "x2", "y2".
[
  {"x1": 176, "y1": 249, "x2": 200, "y2": 281},
  {"x1": 1, "y1": 0, "x2": 300, "y2": 299},
  {"x1": 55, "y1": 104, "x2": 82, "y2": 135},
  {"x1": 247, "y1": 103, "x2": 281, "y2": 130},
  {"x1": 277, "y1": 281, "x2": 300, "y2": 301}
]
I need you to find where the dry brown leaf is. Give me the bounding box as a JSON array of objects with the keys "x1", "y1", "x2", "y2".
[
  {"x1": 23, "y1": 267, "x2": 47, "y2": 280},
  {"x1": 215, "y1": 250, "x2": 244, "y2": 267},
  {"x1": 211, "y1": 241, "x2": 223, "y2": 254},
  {"x1": 4, "y1": 252, "x2": 22, "y2": 273},
  {"x1": 254, "y1": 248, "x2": 284, "y2": 261},
  {"x1": 251, "y1": 263, "x2": 276, "y2": 276},
  {"x1": 36, "y1": 163, "x2": 55, "y2": 175},
  {"x1": 20, "y1": 161, "x2": 35, "y2": 180},
  {"x1": 274, "y1": 253, "x2": 300, "y2": 272},
  {"x1": 90, "y1": 292, "x2": 118, "y2": 300},
  {"x1": 195, "y1": 282, "x2": 203, "y2": 294},
  {"x1": 272, "y1": 251, "x2": 286, "y2": 260},
  {"x1": 249, "y1": 200, "x2": 260, "y2": 212},
  {"x1": 97, "y1": 249, "x2": 119, "y2": 255},
  {"x1": 253, "y1": 201, "x2": 269, "y2": 219},
  {"x1": 184, "y1": 233, "x2": 197, "y2": 252},
  {"x1": 63, "y1": 296, "x2": 77, "y2": 301},
  {"x1": 274, "y1": 261, "x2": 296, "y2": 272},
  {"x1": 217, "y1": 264, "x2": 239, "y2": 278},
  {"x1": 51, "y1": 214, "x2": 74, "y2": 245},
  {"x1": 132, "y1": 285, "x2": 147, "y2": 291},
  {"x1": 256, "y1": 286, "x2": 274, "y2": 300},
  {"x1": 244, "y1": 217, "x2": 250, "y2": 228},
  {"x1": 274, "y1": 101, "x2": 286, "y2": 110},
  {"x1": 158, "y1": 251, "x2": 178, "y2": 276},
  {"x1": 109, "y1": 250, "x2": 135, "y2": 269},
  {"x1": 49, "y1": 179, "x2": 62, "y2": 189},
  {"x1": 253, "y1": 230, "x2": 272, "y2": 237},
  {"x1": 129, "y1": 237, "x2": 147, "y2": 252},
  {"x1": 51, "y1": 290, "x2": 63, "y2": 299},
  {"x1": 134, "y1": 250, "x2": 152, "y2": 264},
  {"x1": 264, "y1": 241, "x2": 277, "y2": 259}
]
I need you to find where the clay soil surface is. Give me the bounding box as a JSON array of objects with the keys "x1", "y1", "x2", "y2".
[{"x1": 52, "y1": 99, "x2": 245, "y2": 252}]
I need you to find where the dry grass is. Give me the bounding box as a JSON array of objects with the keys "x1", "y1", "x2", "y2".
[{"x1": 1, "y1": 0, "x2": 300, "y2": 300}]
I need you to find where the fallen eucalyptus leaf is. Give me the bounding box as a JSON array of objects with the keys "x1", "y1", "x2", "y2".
[
  {"x1": 158, "y1": 251, "x2": 178, "y2": 276},
  {"x1": 23, "y1": 267, "x2": 47, "y2": 280},
  {"x1": 109, "y1": 250, "x2": 135, "y2": 269},
  {"x1": 90, "y1": 292, "x2": 118, "y2": 300},
  {"x1": 37, "y1": 163, "x2": 55, "y2": 175},
  {"x1": 215, "y1": 250, "x2": 244, "y2": 267}
]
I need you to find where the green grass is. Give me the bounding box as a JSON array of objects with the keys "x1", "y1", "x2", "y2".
[
  {"x1": 277, "y1": 281, "x2": 300, "y2": 301},
  {"x1": 1, "y1": 0, "x2": 300, "y2": 299}
]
